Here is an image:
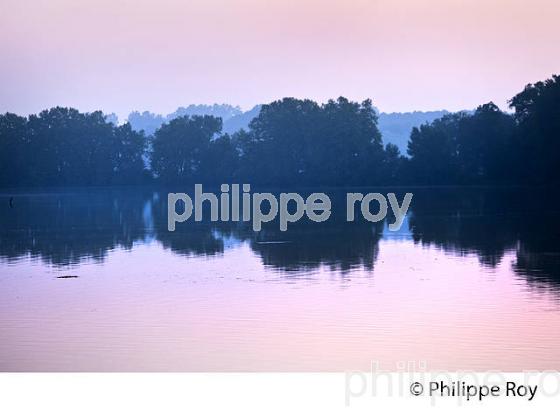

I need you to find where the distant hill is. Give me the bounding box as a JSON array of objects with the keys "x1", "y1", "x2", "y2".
[
  {"x1": 126, "y1": 111, "x2": 164, "y2": 135},
  {"x1": 170, "y1": 104, "x2": 242, "y2": 122},
  {"x1": 222, "y1": 105, "x2": 261, "y2": 134},
  {"x1": 126, "y1": 104, "x2": 450, "y2": 155},
  {"x1": 127, "y1": 104, "x2": 244, "y2": 136},
  {"x1": 378, "y1": 111, "x2": 449, "y2": 154}
]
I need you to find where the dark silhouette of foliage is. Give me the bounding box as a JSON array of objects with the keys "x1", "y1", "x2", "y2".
[
  {"x1": 0, "y1": 107, "x2": 147, "y2": 187},
  {"x1": 236, "y1": 97, "x2": 384, "y2": 186},
  {"x1": 1, "y1": 74, "x2": 559, "y2": 188},
  {"x1": 406, "y1": 113, "x2": 464, "y2": 184},
  {"x1": 509, "y1": 75, "x2": 560, "y2": 184},
  {"x1": 150, "y1": 115, "x2": 224, "y2": 183},
  {"x1": 406, "y1": 103, "x2": 516, "y2": 184},
  {"x1": 0, "y1": 113, "x2": 28, "y2": 187}
]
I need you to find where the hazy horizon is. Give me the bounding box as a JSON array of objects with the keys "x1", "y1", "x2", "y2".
[
  {"x1": 0, "y1": 100, "x2": 456, "y2": 125},
  {"x1": 1, "y1": 0, "x2": 559, "y2": 119}
]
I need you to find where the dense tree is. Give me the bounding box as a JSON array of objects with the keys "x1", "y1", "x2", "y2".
[
  {"x1": 456, "y1": 103, "x2": 515, "y2": 183},
  {"x1": 406, "y1": 104, "x2": 516, "y2": 184},
  {"x1": 199, "y1": 134, "x2": 239, "y2": 183},
  {"x1": 26, "y1": 108, "x2": 115, "y2": 185},
  {"x1": 0, "y1": 113, "x2": 28, "y2": 187},
  {"x1": 509, "y1": 75, "x2": 560, "y2": 184},
  {"x1": 150, "y1": 115, "x2": 223, "y2": 183},
  {"x1": 111, "y1": 123, "x2": 149, "y2": 184},
  {"x1": 381, "y1": 143, "x2": 405, "y2": 184},
  {"x1": 236, "y1": 97, "x2": 384, "y2": 186},
  {"x1": 236, "y1": 98, "x2": 321, "y2": 185},
  {"x1": 1, "y1": 74, "x2": 559, "y2": 189},
  {"x1": 406, "y1": 113, "x2": 464, "y2": 184},
  {"x1": 316, "y1": 98, "x2": 384, "y2": 185},
  {"x1": 1, "y1": 107, "x2": 146, "y2": 187}
]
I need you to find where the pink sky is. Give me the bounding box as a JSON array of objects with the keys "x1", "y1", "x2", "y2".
[{"x1": 1, "y1": 0, "x2": 559, "y2": 118}]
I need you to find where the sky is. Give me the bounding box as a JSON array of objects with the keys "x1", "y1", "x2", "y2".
[{"x1": 1, "y1": 0, "x2": 559, "y2": 119}]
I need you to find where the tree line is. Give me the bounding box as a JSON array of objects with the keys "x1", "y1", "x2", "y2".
[
  {"x1": 1, "y1": 75, "x2": 558, "y2": 188},
  {"x1": 0, "y1": 109, "x2": 148, "y2": 187}
]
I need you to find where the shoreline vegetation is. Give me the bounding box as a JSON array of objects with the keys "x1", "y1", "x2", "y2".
[{"x1": 1, "y1": 75, "x2": 558, "y2": 189}]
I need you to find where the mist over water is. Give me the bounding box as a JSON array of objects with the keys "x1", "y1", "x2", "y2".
[{"x1": 1, "y1": 187, "x2": 559, "y2": 371}]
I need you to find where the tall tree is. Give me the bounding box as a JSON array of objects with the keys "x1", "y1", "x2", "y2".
[
  {"x1": 456, "y1": 102, "x2": 515, "y2": 183},
  {"x1": 111, "y1": 123, "x2": 147, "y2": 184},
  {"x1": 509, "y1": 75, "x2": 560, "y2": 184},
  {"x1": 0, "y1": 113, "x2": 29, "y2": 187},
  {"x1": 236, "y1": 97, "x2": 384, "y2": 186},
  {"x1": 406, "y1": 105, "x2": 515, "y2": 185},
  {"x1": 2, "y1": 107, "x2": 147, "y2": 187},
  {"x1": 150, "y1": 115, "x2": 222, "y2": 183},
  {"x1": 407, "y1": 113, "x2": 464, "y2": 184}
]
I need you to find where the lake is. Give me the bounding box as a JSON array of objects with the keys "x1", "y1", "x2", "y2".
[{"x1": 1, "y1": 187, "x2": 559, "y2": 371}]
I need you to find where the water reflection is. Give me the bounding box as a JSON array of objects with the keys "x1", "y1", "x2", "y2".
[
  {"x1": 408, "y1": 187, "x2": 560, "y2": 290},
  {"x1": 515, "y1": 240, "x2": 560, "y2": 290},
  {"x1": 0, "y1": 189, "x2": 151, "y2": 266},
  {"x1": 2, "y1": 187, "x2": 560, "y2": 371},
  {"x1": 1, "y1": 187, "x2": 559, "y2": 291}
]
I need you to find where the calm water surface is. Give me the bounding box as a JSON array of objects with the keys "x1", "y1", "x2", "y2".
[{"x1": 1, "y1": 188, "x2": 559, "y2": 371}]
